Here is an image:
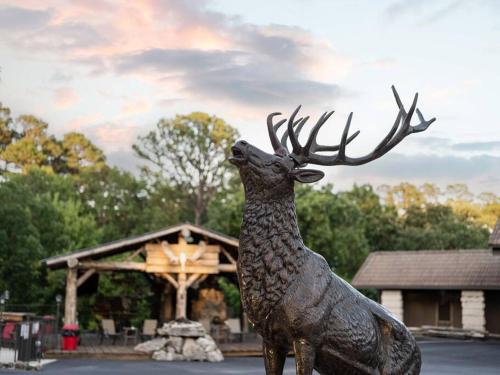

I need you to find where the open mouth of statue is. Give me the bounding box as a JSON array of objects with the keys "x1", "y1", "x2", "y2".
[{"x1": 229, "y1": 147, "x2": 246, "y2": 164}]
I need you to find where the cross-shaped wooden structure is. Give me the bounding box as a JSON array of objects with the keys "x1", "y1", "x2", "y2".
[{"x1": 42, "y1": 223, "x2": 238, "y2": 325}]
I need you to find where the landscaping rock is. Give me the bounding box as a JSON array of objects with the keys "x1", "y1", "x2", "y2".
[
  {"x1": 206, "y1": 348, "x2": 224, "y2": 363},
  {"x1": 158, "y1": 320, "x2": 206, "y2": 337},
  {"x1": 182, "y1": 338, "x2": 207, "y2": 361},
  {"x1": 134, "y1": 337, "x2": 167, "y2": 353},
  {"x1": 196, "y1": 335, "x2": 217, "y2": 352},
  {"x1": 167, "y1": 336, "x2": 184, "y2": 353},
  {"x1": 137, "y1": 319, "x2": 223, "y2": 362}
]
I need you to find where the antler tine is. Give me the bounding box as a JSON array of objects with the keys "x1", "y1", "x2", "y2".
[
  {"x1": 303, "y1": 111, "x2": 334, "y2": 152},
  {"x1": 412, "y1": 108, "x2": 436, "y2": 132},
  {"x1": 267, "y1": 112, "x2": 288, "y2": 156},
  {"x1": 287, "y1": 106, "x2": 303, "y2": 154},
  {"x1": 280, "y1": 116, "x2": 308, "y2": 151},
  {"x1": 312, "y1": 131, "x2": 360, "y2": 152},
  {"x1": 287, "y1": 85, "x2": 436, "y2": 167},
  {"x1": 337, "y1": 112, "x2": 353, "y2": 160}
]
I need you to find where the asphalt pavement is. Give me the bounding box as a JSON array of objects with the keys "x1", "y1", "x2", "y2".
[{"x1": 1, "y1": 338, "x2": 499, "y2": 374}]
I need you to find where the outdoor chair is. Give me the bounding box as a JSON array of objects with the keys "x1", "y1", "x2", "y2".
[
  {"x1": 140, "y1": 319, "x2": 157, "y2": 341},
  {"x1": 199, "y1": 318, "x2": 211, "y2": 333},
  {"x1": 225, "y1": 318, "x2": 243, "y2": 342},
  {"x1": 99, "y1": 319, "x2": 121, "y2": 345}
]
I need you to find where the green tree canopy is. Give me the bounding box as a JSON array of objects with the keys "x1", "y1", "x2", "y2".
[{"x1": 133, "y1": 112, "x2": 239, "y2": 224}]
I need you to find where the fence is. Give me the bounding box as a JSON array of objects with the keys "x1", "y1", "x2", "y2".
[{"x1": 0, "y1": 317, "x2": 57, "y2": 365}]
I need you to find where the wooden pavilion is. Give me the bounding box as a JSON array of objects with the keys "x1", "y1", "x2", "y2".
[{"x1": 41, "y1": 223, "x2": 239, "y2": 326}]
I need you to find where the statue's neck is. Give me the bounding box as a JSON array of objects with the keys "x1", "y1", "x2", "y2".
[
  {"x1": 241, "y1": 191, "x2": 301, "y2": 244},
  {"x1": 238, "y1": 187, "x2": 306, "y2": 324}
]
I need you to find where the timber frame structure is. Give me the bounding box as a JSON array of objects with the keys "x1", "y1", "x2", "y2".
[{"x1": 41, "y1": 223, "x2": 239, "y2": 325}]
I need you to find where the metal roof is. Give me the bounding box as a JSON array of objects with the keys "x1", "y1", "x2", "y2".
[
  {"x1": 42, "y1": 223, "x2": 239, "y2": 269},
  {"x1": 352, "y1": 249, "x2": 500, "y2": 290}
]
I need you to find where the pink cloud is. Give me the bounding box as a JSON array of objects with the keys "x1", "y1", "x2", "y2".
[
  {"x1": 54, "y1": 87, "x2": 79, "y2": 108},
  {"x1": 121, "y1": 99, "x2": 151, "y2": 115}
]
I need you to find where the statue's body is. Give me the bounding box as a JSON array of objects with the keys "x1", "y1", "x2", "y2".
[{"x1": 230, "y1": 86, "x2": 435, "y2": 375}]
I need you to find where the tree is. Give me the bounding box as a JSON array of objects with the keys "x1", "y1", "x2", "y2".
[
  {"x1": 0, "y1": 170, "x2": 102, "y2": 307},
  {"x1": 206, "y1": 176, "x2": 245, "y2": 238},
  {"x1": 74, "y1": 168, "x2": 151, "y2": 241},
  {"x1": 0, "y1": 102, "x2": 13, "y2": 153},
  {"x1": 396, "y1": 204, "x2": 489, "y2": 250},
  {"x1": 0, "y1": 104, "x2": 106, "y2": 175},
  {"x1": 133, "y1": 112, "x2": 239, "y2": 225},
  {"x1": 1, "y1": 115, "x2": 61, "y2": 173},
  {"x1": 340, "y1": 184, "x2": 400, "y2": 251},
  {"x1": 54, "y1": 132, "x2": 106, "y2": 174},
  {"x1": 295, "y1": 185, "x2": 370, "y2": 279}
]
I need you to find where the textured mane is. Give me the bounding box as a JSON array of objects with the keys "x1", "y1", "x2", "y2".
[{"x1": 238, "y1": 184, "x2": 305, "y2": 324}]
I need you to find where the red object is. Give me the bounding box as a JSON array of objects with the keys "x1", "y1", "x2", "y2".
[
  {"x1": 61, "y1": 324, "x2": 80, "y2": 351},
  {"x1": 2, "y1": 322, "x2": 15, "y2": 340},
  {"x1": 62, "y1": 335, "x2": 78, "y2": 350}
]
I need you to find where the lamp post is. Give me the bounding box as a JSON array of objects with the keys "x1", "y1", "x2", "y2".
[
  {"x1": 0, "y1": 290, "x2": 9, "y2": 321},
  {"x1": 55, "y1": 294, "x2": 62, "y2": 349}
]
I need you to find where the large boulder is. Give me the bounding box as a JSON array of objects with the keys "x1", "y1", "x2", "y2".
[
  {"x1": 134, "y1": 337, "x2": 167, "y2": 353},
  {"x1": 166, "y1": 336, "x2": 184, "y2": 353},
  {"x1": 206, "y1": 349, "x2": 224, "y2": 363},
  {"x1": 152, "y1": 347, "x2": 184, "y2": 361},
  {"x1": 138, "y1": 319, "x2": 224, "y2": 362},
  {"x1": 182, "y1": 338, "x2": 207, "y2": 361},
  {"x1": 196, "y1": 335, "x2": 217, "y2": 352},
  {"x1": 158, "y1": 319, "x2": 206, "y2": 338}
]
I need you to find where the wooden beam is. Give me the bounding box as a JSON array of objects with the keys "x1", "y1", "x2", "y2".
[
  {"x1": 221, "y1": 247, "x2": 237, "y2": 265},
  {"x1": 146, "y1": 265, "x2": 220, "y2": 274},
  {"x1": 77, "y1": 269, "x2": 95, "y2": 288},
  {"x1": 126, "y1": 246, "x2": 145, "y2": 261},
  {"x1": 218, "y1": 264, "x2": 237, "y2": 272},
  {"x1": 191, "y1": 274, "x2": 208, "y2": 289},
  {"x1": 79, "y1": 261, "x2": 146, "y2": 271},
  {"x1": 159, "y1": 273, "x2": 179, "y2": 289},
  {"x1": 186, "y1": 274, "x2": 201, "y2": 288}
]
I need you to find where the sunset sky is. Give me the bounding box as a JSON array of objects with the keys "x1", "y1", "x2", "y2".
[{"x1": 0, "y1": 0, "x2": 499, "y2": 193}]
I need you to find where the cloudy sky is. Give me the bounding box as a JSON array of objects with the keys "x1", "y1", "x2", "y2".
[{"x1": 0, "y1": 0, "x2": 499, "y2": 193}]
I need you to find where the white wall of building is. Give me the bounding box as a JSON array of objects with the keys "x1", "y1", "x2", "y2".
[{"x1": 381, "y1": 290, "x2": 403, "y2": 321}]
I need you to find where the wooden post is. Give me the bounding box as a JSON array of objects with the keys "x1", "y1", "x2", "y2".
[
  {"x1": 176, "y1": 272, "x2": 187, "y2": 319},
  {"x1": 161, "y1": 283, "x2": 174, "y2": 321},
  {"x1": 64, "y1": 258, "x2": 78, "y2": 325}
]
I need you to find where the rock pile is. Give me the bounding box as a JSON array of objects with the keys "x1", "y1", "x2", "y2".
[{"x1": 134, "y1": 319, "x2": 224, "y2": 362}]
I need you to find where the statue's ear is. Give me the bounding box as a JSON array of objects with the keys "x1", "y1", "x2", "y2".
[{"x1": 289, "y1": 169, "x2": 324, "y2": 183}]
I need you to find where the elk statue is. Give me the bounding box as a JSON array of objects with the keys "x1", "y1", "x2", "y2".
[{"x1": 229, "y1": 86, "x2": 436, "y2": 375}]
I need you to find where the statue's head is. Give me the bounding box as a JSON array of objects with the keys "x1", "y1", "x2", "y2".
[
  {"x1": 229, "y1": 138, "x2": 323, "y2": 198},
  {"x1": 230, "y1": 86, "x2": 436, "y2": 199}
]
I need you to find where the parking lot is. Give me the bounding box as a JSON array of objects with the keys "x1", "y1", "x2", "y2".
[{"x1": 1, "y1": 338, "x2": 499, "y2": 374}]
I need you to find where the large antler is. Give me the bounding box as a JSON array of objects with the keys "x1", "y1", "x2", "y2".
[{"x1": 268, "y1": 86, "x2": 436, "y2": 166}]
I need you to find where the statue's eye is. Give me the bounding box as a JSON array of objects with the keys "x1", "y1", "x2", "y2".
[{"x1": 271, "y1": 162, "x2": 283, "y2": 173}]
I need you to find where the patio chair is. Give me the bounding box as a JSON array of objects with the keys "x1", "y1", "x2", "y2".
[
  {"x1": 140, "y1": 319, "x2": 157, "y2": 341},
  {"x1": 99, "y1": 319, "x2": 121, "y2": 345},
  {"x1": 199, "y1": 318, "x2": 211, "y2": 333},
  {"x1": 225, "y1": 318, "x2": 242, "y2": 342}
]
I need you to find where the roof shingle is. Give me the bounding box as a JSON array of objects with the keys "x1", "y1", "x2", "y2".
[{"x1": 352, "y1": 250, "x2": 500, "y2": 290}]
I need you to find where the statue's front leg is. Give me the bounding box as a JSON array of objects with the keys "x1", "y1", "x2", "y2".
[
  {"x1": 293, "y1": 339, "x2": 316, "y2": 375},
  {"x1": 263, "y1": 342, "x2": 287, "y2": 375}
]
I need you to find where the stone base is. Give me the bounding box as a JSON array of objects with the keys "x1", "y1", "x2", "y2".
[{"x1": 135, "y1": 319, "x2": 224, "y2": 362}]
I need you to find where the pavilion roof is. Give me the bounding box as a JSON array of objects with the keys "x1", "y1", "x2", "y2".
[{"x1": 42, "y1": 222, "x2": 238, "y2": 269}]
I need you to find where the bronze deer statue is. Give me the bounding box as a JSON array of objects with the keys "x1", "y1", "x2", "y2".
[{"x1": 229, "y1": 86, "x2": 436, "y2": 375}]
